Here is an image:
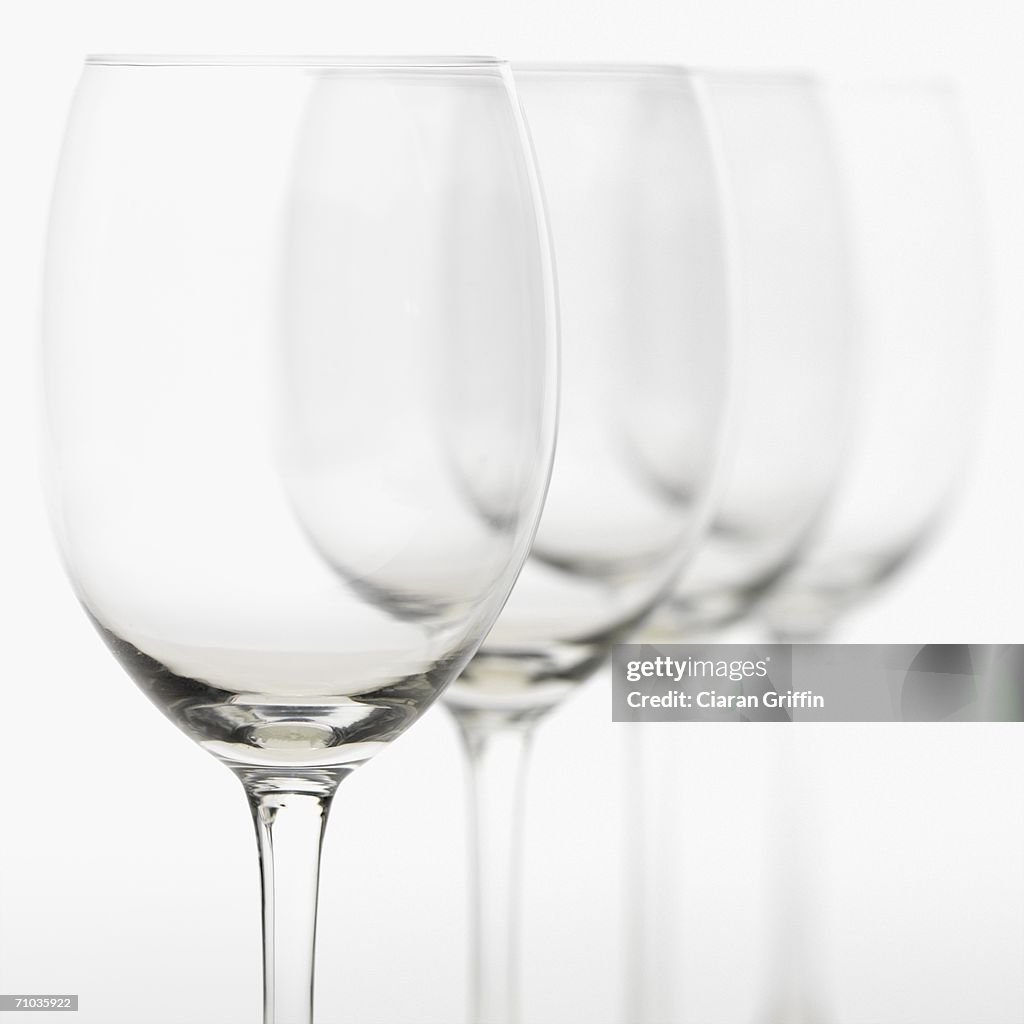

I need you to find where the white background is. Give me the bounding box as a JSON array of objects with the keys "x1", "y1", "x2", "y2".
[{"x1": 2, "y1": 0, "x2": 1024, "y2": 1022}]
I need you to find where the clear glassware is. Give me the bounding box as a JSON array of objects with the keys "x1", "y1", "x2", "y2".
[
  {"x1": 760, "y1": 77, "x2": 992, "y2": 642},
  {"x1": 40, "y1": 54, "x2": 557, "y2": 1024},
  {"x1": 626, "y1": 71, "x2": 856, "y2": 1024},
  {"x1": 441, "y1": 63, "x2": 731, "y2": 1024},
  {"x1": 642, "y1": 72, "x2": 856, "y2": 643},
  {"x1": 751, "y1": 77, "x2": 992, "y2": 1024}
]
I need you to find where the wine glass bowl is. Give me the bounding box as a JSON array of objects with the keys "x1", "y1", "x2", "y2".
[
  {"x1": 445, "y1": 64, "x2": 731, "y2": 721},
  {"x1": 760, "y1": 77, "x2": 991, "y2": 640},
  {"x1": 642, "y1": 72, "x2": 856, "y2": 641},
  {"x1": 42, "y1": 56, "x2": 557, "y2": 779}
]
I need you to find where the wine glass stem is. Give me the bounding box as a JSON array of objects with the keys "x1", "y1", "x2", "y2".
[
  {"x1": 763, "y1": 727, "x2": 826, "y2": 1022},
  {"x1": 772, "y1": 628, "x2": 832, "y2": 644},
  {"x1": 623, "y1": 723, "x2": 676, "y2": 1024},
  {"x1": 457, "y1": 718, "x2": 536, "y2": 1024},
  {"x1": 247, "y1": 786, "x2": 336, "y2": 1024}
]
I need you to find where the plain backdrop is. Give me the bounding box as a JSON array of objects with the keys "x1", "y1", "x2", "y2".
[{"x1": 2, "y1": 1, "x2": 1024, "y2": 1022}]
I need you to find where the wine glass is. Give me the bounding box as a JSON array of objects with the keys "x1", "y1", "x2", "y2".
[
  {"x1": 441, "y1": 63, "x2": 731, "y2": 1024},
  {"x1": 746, "y1": 75, "x2": 992, "y2": 1024},
  {"x1": 626, "y1": 71, "x2": 857, "y2": 1024},
  {"x1": 759, "y1": 77, "x2": 992, "y2": 642},
  {"x1": 40, "y1": 54, "x2": 557, "y2": 1024},
  {"x1": 641, "y1": 72, "x2": 856, "y2": 644}
]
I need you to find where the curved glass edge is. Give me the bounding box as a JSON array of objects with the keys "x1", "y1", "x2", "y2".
[{"x1": 85, "y1": 54, "x2": 504, "y2": 69}]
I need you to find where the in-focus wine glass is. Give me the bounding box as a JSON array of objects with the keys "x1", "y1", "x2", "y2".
[
  {"x1": 441, "y1": 63, "x2": 732, "y2": 1024},
  {"x1": 40, "y1": 54, "x2": 557, "y2": 1024},
  {"x1": 627, "y1": 71, "x2": 856, "y2": 1024},
  {"x1": 759, "y1": 77, "x2": 992, "y2": 643}
]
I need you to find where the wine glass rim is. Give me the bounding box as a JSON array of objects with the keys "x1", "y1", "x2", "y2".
[
  {"x1": 84, "y1": 54, "x2": 505, "y2": 69},
  {"x1": 823, "y1": 73, "x2": 958, "y2": 94},
  {"x1": 696, "y1": 67, "x2": 818, "y2": 86},
  {"x1": 513, "y1": 61, "x2": 695, "y2": 77}
]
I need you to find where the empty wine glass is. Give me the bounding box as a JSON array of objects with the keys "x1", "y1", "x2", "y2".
[
  {"x1": 642, "y1": 72, "x2": 856, "y2": 643},
  {"x1": 760, "y1": 77, "x2": 992, "y2": 642},
  {"x1": 627, "y1": 71, "x2": 856, "y2": 1024},
  {"x1": 751, "y1": 77, "x2": 991, "y2": 1024},
  {"x1": 442, "y1": 63, "x2": 731, "y2": 1024},
  {"x1": 41, "y1": 55, "x2": 557, "y2": 1024}
]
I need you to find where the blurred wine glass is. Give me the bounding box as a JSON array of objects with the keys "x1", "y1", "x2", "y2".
[
  {"x1": 41, "y1": 55, "x2": 557, "y2": 1024},
  {"x1": 760, "y1": 77, "x2": 992, "y2": 643},
  {"x1": 441, "y1": 63, "x2": 731, "y2": 1024},
  {"x1": 751, "y1": 76, "x2": 992, "y2": 1024},
  {"x1": 628, "y1": 71, "x2": 855, "y2": 1024},
  {"x1": 642, "y1": 72, "x2": 856, "y2": 645}
]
